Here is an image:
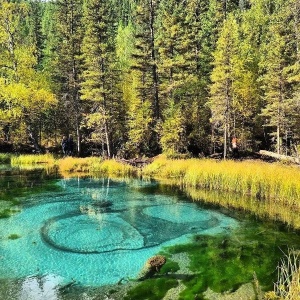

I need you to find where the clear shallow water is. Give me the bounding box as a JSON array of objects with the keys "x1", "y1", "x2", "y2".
[{"x1": 0, "y1": 176, "x2": 238, "y2": 293}]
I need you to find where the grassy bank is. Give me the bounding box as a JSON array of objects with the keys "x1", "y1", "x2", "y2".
[
  {"x1": 57, "y1": 156, "x2": 136, "y2": 176},
  {"x1": 11, "y1": 154, "x2": 56, "y2": 166},
  {"x1": 7, "y1": 154, "x2": 136, "y2": 177},
  {"x1": 143, "y1": 157, "x2": 300, "y2": 221},
  {"x1": 5, "y1": 153, "x2": 300, "y2": 228},
  {"x1": 143, "y1": 156, "x2": 300, "y2": 202}
]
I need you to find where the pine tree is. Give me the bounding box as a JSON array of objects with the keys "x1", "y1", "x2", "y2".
[
  {"x1": 125, "y1": 0, "x2": 160, "y2": 157},
  {"x1": 259, "y1": 0, "x2": 296, "y2": 154},
  {"x1": 155, "y1": 0, "x2": 196, "y2": 155},
  {"x1": 228, "y1": 2, "x2": 265, "y2": 150},
  {"x1": 208, "y1": 14, "x2": 240, "y2": 158},
  {"x1": 283, "y1": 0, "x2": 300, "y2": 154},
  {"x1": 80, "y1": 0, "x2": 125, "y2": 158},
  {"x1": 26, "y1": 0, "x2": 44, "y2": 68},
  {"x1": 51, "y1": 0, "x2": 84, "y2": 154}
]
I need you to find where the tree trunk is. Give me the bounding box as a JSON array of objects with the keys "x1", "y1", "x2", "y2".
[
  {"x1": 223, "y1": 121, "x2": 227, "y2": 159},
  {"x1": 104, "y1": 120, "x2": 111, "y2": 158},
  {"x1": 259, "y1": 150, "x2": 299, "y2": 164},
  {"x1": 149, "y1": 0, "x2": 159, "y2": 120}
]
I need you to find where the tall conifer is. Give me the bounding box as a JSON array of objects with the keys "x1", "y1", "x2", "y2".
[
  {"x1": 126, "y1": 0, "x2": 160, "y2": 156},
  {"x1": 208, "y1": 14, "x2": 240, "y2": 158},
  {"x1": 52, "y1": 0, "x2": 83, "y2": 154},
  {"x1": 259, "y1": 0, "x2": 297, "y2": 154},
  {"x1": 80, "y1": 0, "x2": 125, "y2": 158}
]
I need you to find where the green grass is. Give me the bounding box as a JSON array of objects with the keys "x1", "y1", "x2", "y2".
[
  {"x1": 0, "y1": 153, "x2": 11, "y2": 164},
  {"x1": 7, "y1": 154, "x2": 137, "y2": 177}
]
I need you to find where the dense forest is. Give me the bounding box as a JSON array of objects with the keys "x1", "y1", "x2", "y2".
[{"x1": 0, "y1": 0, "x2": 299, "y2": 159}]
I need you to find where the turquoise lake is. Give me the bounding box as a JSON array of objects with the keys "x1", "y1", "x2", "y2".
[{"x1": 0, "y1": 168, "x2": 300, "y2": 299}]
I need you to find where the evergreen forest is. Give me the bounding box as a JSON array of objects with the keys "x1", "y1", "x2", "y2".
[{"x1": 0, "y1": 0, "x2": 299, "y2": 159}]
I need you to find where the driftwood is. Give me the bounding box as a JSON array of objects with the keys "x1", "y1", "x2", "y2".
[
  {"x1": 258, "y1": 150, "x2": 300, "y2": 164},
  {"x1": 118, "y1": 157, "x2": 154, "y2": 168},
  {"x1": 208, "y1": 152, "x2": 223, "y2": 159}
]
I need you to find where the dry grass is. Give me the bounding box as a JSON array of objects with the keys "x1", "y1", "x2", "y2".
[
  {"x1": 57, "y1": 157, "x2": 136, "y2": 176},
  {"x1": 11, "y1": 154, "x2": 56, "y2": 166},
  {"x1": 143, "y1": 156, "x2": 300, "y2": 206},
  {"x1": 264, "y1": 248, "x2": 300, "y2": 300}
]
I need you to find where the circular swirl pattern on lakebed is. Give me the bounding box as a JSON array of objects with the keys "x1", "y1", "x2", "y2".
[
  {"x1": 41, "y1": 212, "x2": 144, "y2": 253},
  {"x1": 41, "y1": 203, "x2": 222, "y2": 254}
]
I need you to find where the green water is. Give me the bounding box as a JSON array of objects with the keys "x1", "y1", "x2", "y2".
[{"x1": 0, "y1": 167, "x2": 299, "y2": 299}]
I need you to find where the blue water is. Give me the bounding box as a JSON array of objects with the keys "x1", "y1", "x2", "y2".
[{"x1": 0, "y1": 177, "x2": 237, "y2": 291}]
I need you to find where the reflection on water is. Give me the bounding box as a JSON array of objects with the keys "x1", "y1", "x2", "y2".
[
  {"x1": 0, "y1": 171, "x2": 237, "y2": 299},
  {"x1": 184, "y1": 185, "x2": 300, "y2": 228},
  {"x1": 0, "y1": 274, "x2": 62, "y2": 300}
]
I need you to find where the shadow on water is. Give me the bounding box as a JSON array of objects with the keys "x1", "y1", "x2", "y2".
[{"x1": 0, "y1": 168, "x2": 300, "y2": 299}]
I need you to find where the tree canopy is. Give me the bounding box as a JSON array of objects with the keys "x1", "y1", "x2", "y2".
[{"x1": 0, "y1": 0, "x2": 299, "y2": 158}]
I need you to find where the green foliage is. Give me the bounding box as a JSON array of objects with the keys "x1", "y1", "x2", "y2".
[
  {"x1": 187, "y1": 225, "x2": 300, "y2": 297},
  {"x1": 0, "y1": 154, "x2": 11, "y2": 164},
  {"x1": 124, "y1": 277, "x2": 178, "y2": 300},
  {"x1": 0, "y1": 1, "x2": 57, "y2": 147},
  {"x1": 159, "y1": 258, "x2": 180, "y2": 274}
]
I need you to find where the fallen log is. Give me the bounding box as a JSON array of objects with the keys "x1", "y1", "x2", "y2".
[
  {"x1": 258, "y1": 150, "x2": 300, "y2": 164},
  {"x1": 117, "y1": 157, "x2": 154, "y2": 167}
]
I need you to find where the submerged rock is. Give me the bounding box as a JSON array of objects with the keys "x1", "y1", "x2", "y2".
[{"x1": 137, "y1": 255, "x2": 166, "y2": 280}]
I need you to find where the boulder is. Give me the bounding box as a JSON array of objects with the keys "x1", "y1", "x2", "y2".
[{"x1": 137, "y1": 255, "x2": 166, "y2": 281}]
